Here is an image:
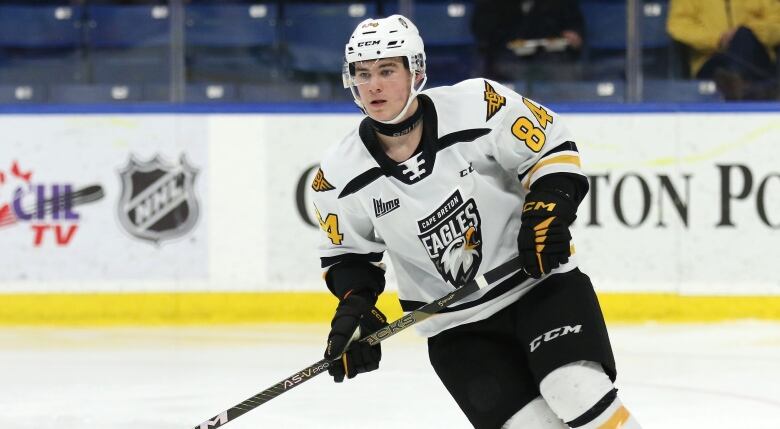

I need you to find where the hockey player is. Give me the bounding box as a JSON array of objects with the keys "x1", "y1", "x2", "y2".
[{"x1": 310, "y1": 14, "x2": 642, "y2": 429}]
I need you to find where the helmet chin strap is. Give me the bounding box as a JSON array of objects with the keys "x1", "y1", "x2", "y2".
[
  {"x1": 370, "y1": 98, "x2": 423, "y2": 137},
  {"x1": 376, "y1": 74, "x2": 428, "y2": 125},
  {"x1": 351, "y1": 73, "x2": 428, "y2": 124}
]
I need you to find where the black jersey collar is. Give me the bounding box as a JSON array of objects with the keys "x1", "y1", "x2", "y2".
[
  {"x1": 340, "y1": 95, "x2": 492, "y2": 198},
  {"x1": 359, "y1": 94, "x2": 439, "y2": 185},
  {"x1": 369, "y1": 102, "x2": 424, "y2": 137}
]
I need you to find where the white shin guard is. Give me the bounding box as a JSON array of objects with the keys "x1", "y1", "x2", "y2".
[
  {"x1": 539, "y1": 360, "x2": 642, "y2": 428},
  {"x1": 501, "y1": 397, "x2": 568, "y2": 429}
]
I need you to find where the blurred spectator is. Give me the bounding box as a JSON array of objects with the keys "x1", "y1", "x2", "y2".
[
  {"x1": 471, "y1": 0, "x2": 585, "y2": 81},
  {"x1": 667, "y1": 0, "x2": 780, "y2": 100}
]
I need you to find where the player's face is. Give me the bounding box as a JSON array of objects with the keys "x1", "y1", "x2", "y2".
[{"x1": 353, "y1": 58, "x2": 414, "y2": 122}]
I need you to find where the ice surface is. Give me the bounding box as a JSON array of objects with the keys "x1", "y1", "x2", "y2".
[{"x1": 0, "y1": 322, "x2": 777, "y2": 429}]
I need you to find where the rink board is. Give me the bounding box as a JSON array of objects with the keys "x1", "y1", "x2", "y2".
[
  {"x1": 0, "y1": 291, "x2": 779, "y2": 325},
  {"x1": 0, "y1": 103, "x2": 778, "y2": 324}
]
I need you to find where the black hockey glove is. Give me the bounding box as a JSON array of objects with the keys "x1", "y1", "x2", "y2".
[
  {"x1": 324, "y1": 290, "x2": 388, "y2": 383},
  {"x1": 518, "y1": 188, "x2": 577, "y2": 278}
]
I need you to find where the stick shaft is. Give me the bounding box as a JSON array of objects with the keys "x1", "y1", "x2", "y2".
[{"x1": 194, "y1": 256, "x2": 524, "y2": 429}]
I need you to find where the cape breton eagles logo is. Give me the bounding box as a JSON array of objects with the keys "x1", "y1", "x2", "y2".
[
  {"x1": 117, "y1": 154, "x2": 199, "y2": 244},
  {"x1": 417, "y1": 189, "x2": 482, "y2": 286}
]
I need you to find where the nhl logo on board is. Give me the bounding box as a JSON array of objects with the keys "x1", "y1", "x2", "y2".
[{"x1": 117, "y1": 154, "x2": 199, "y2": 244}]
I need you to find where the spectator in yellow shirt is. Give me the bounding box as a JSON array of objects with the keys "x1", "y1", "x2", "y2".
[{"x1": 667, "y1": 0, "x2": 780, "y2": 100}]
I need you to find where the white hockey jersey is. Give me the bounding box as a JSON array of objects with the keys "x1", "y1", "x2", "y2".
[{"x1": 310, "y1": 78, "x2": 585, "y2": 337}]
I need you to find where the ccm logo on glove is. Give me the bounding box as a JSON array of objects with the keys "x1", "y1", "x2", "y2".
[{"x1": 517, "y1": 189, "x2": 576, "y2": 278}]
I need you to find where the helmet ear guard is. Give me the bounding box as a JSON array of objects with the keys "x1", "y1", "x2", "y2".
[{"x1": 342, "y1": 15, "x2": 427, "y2": 124}]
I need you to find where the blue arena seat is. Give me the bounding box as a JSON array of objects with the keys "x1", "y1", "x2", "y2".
[
  {"x1": 582, "y1": 2, "x2": 627, "y2": 51},
  {"x1": 0, "y1": 5, "x2": 82, "y2": 48},
  {"x1": 642, "y1": 79, "x2": 721, "y2": 102},
  {"x1": 0, "y1": 54, "x2": 86, "y2": 84},
  {"x1": 186, "y1": 3, "x2": 277, "y2": 48},
  {"x1": 331, "y1": 81, "x2": 356, "y2": 102},
  {"x1": 186, "y1": 83, "x2": 239, "y2": 102},
  {"x1": 0, "y1": 5, "x2": 85, "y2": 84},
  {"x1": 142, "y1": 83, "x2": 239, "y2": 102},
  {"x1": 185, "y1": 3, "x2": 280, "y2": 83},
  {"x1": 85, "y1": 5, "x2": 171, "y2": 84},
  {"x1": 582, "y1": 0, "x2": 671, "y2": 50},
  {"x1": 582, "y1": 1, "x2": 673, "y2": 79},
  {"x1": 642, "y1": 1, "x2": 671, "y2": 49},
  {"x1": 89, "y1": 53, "x2": 170, "y2": 84},
  {"x1": 530, "y1": 80, "x2": 625, "y2": 103},
  {"x1": 186, "y1": 52, "x2": 282, "y2": 83},
  {"x1": 239, "y1": 81, "x2": 334, "y2": 102},
  {"x1": 0, "y1": 85, "x2": 47, "y2": 103},
  {"x1": 48, "y1": 84, "x2": 144, "y2": 103},
  {"x1": 283, "y1": 2, "x2": 376, "y2": 75},
  {"x1": 86, "y1": 5, "x2": 170, "y2": 49}
]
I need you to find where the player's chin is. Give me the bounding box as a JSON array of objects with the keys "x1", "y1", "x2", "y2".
[
  {"x1": 365, "y1": 111, "x2": 387, "y2": 122},
  {"x1": 367, "y1": 105, "x2": 400, "y2": 122}
]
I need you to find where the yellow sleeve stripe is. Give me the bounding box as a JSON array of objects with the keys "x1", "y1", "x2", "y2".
[{"x1": 522, "y1": 154, "x2": 581, "y2": 189}]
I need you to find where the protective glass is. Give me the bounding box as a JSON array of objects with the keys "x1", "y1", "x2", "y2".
[{"x1": 343, "y1": 58, "x2": 412, "y2": 89}]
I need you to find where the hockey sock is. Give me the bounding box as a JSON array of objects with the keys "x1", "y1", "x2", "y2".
[
  {"x1": 539, "y1": 360, "x2": 642, "y2": 428},
  {"x1": 501, "y1": 397, "x2": 568, "y2": 429},
  {"x1": 568, "y1": 395, "x2": 642, "y2": 428}
]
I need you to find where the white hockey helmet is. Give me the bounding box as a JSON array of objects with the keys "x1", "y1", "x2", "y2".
[{"x1": 342, "y1": 14, "x2": 427, "y2": 124}]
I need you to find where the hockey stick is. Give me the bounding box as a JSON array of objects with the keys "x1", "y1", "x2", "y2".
[
  {"x1": 194, "y1": 255, "x2": 525, "y2": 429},
  {"x1": 0, "y1": 184, "x2": 104, "y2": 229}
]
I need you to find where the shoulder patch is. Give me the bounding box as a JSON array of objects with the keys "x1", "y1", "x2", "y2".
[
  {"x1": 311, "y1": 168, "x2": 335, "y2": 192},
  {"x1": 483, "y1": 80, "x2": 506, "y2": 122}
]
